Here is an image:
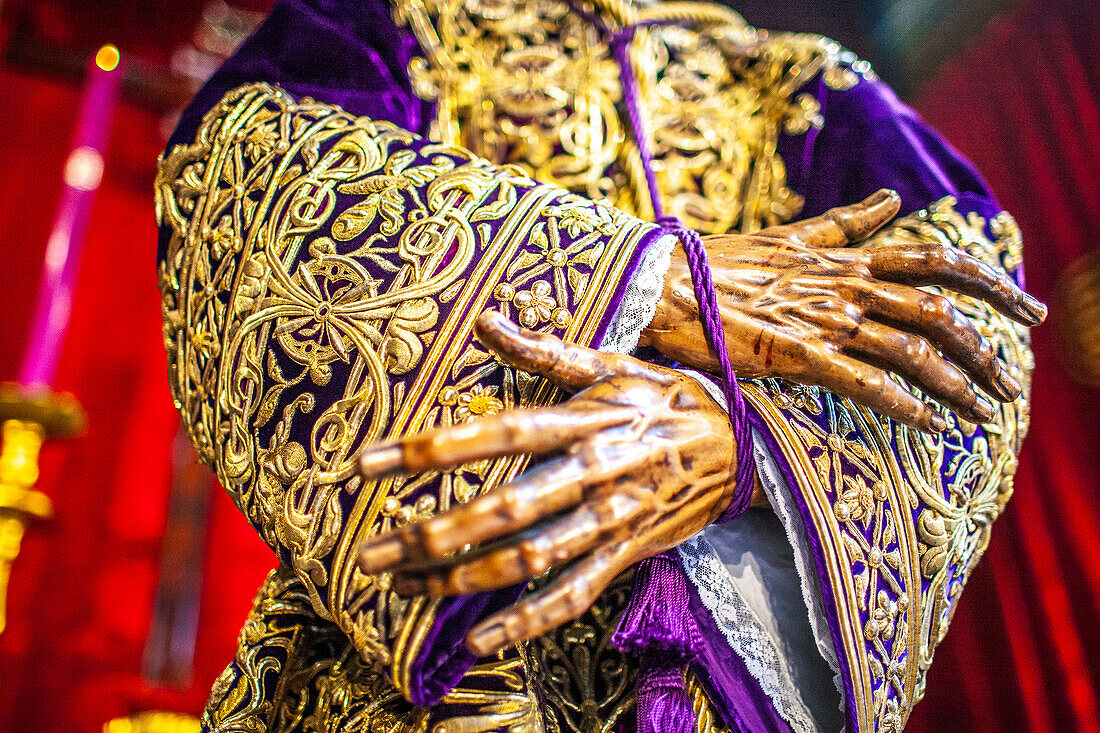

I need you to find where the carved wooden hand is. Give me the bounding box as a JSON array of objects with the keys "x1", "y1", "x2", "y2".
[
  {"x1": 357, "y1": 311, "x2": 740, "y2": 656},
  {"x1": 642, "y1": 190, "x2": 1048, "y2": 431}
]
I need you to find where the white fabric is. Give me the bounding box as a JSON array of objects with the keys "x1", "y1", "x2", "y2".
[
  {"x1": 754, "y1": 436, "x2": 846, "y2": 707},
  {"x1": 691, "y1": 441, "x2": 846, "y2": 733},
  {"x1": 678, "y1": 532, "x2": 820, "y2": 731}
]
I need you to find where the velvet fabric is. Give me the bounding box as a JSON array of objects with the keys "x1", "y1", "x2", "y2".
[
  {"x1": 166, "y1": 1, "x2": 1021, "y2": 727},
  {"x1": 777, "y1": 60, "x2": 1004, "y2": 231},
  {"x1": 162, "y1": 0, "x2": 431, "y2": 261},
  {"x1": 2, "y1": 3, "x2": 1096, "y2": 732}
]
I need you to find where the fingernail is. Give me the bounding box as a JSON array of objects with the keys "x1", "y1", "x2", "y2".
[
  {"x1": 994, "y1": 370, "x2": 1022, "y2": 402},
  {"x1": 971, "y1": 397, "x2": 995, "y2": 423},
  {"x1": 467, "y1": 623, "x2": 506, "y2": 657},
  {"x1": 928, "y1": 412, "x2": 948, "y2": 432},
  {"x1": 1024, "y1": 294, "x2": 1048, "y2": 323},
  {"x1": 360, "y1": 443, "x2": 404, "y2": 479},
  {"x1": 867, "y1": 188, "x2": 899, "y2": 207}
]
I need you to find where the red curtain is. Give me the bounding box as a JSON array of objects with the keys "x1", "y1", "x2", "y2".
[
  {"x1": 0, "y1": 62, "x2": 275, "y2": 733},
  {"x1": 906, "y1": 0, "x2": 1100, "y2": 731},
  {"x1": 0, "y1": 0, "x2": 1098, "y2": 730}
]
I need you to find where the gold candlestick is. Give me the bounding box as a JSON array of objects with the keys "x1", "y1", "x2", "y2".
[{"x1": 0, "y1": 382, "x2": 85, "y2": 636}]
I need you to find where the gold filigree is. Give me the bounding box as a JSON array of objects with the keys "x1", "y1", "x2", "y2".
[
  {"x1": 394, "y1": 0, "x2": 873, "y2": 234},
  {"x1": 522, "y1": 571, "x2": 636, "y2": 733},
  {"x1": 742, "y1": 197, "x2": 1032, "y2": 733}
]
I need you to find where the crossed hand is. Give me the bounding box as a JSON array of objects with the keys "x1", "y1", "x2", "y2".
[{"x1": 356, "y1": 190, "x2": 1046, "y2": 656}]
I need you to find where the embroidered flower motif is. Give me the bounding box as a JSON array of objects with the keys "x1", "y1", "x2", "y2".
[
  {"x1": 243, "y1": 123, "x2": 279, "y2": 162},
  {"x1": 545, "y1": 204, "x2": 616, "y2": 237},
  {"x1": 454, "y1": 385, "x2": 504, "y2": 422},
  {"x1": 514, "y1": 280, "x2": 556, "y2": 328},
  {"x1": 273, "y1": 260, "x2": 379, "y2": 378},
  {"x1": 833, "y1": 474, "x2": 875, "y2": 523},
  {"x1": 865, "y1": 590, "x2": 900, "y2": 641},
  {"x1": 208, "y1": 215, "x2": 240, "y2": 259}
]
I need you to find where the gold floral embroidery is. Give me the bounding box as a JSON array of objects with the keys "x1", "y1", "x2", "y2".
[
  {"x1": 204, "y1": 567, "x2": 541, "y2": 733},
  {"x1": 156, "y1": 81, "x2": 656, "y2": 702},
  {"x1": 522, "y1": 571, "x2": 636, "y2": 733}
]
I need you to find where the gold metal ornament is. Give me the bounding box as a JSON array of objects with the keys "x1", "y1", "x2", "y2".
[
  {"x1": 102, "y1": 711, "x2": 201, "y2": 733},
  {"x1": 0, "y1": 382, "x2": 86, "y2": 637}
]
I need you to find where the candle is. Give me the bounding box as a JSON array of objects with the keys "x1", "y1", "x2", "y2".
[{"x1": 17, "y1": 45, "x2": 123, "y2": 389}]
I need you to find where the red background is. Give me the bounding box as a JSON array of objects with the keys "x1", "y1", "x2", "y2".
[{"x1": 0, "y1": 0, "x2": 1097, "y2": 730}]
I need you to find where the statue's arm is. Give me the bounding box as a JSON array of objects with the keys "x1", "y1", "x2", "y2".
[
  {"x1": 155, "y1": 82, "x2": 665, "y2": 705},
  {"x1": 703, "y1": 48, "x2": 1040, "y2": 732}
]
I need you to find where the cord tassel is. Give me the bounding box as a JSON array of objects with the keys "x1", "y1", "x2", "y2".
[{"x1": 612, "y1": 553, "x2": 703, "y2": 733}]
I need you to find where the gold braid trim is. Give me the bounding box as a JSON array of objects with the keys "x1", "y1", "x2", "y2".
[{"x1": 742, "y1": 197, "x2": 1032, "y2": 733}]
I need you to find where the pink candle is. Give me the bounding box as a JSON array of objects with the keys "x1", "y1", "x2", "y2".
[{"x1": 18, "y1": 45, "x2": 123, "y2": 389}]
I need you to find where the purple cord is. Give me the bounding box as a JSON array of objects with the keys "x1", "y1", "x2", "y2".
[
  {"x1": 610, "y1": 26, "x2": 754, "y2": 518},
  {"x1": 598, "y1": 17, "x2": 759, "y2": 733},
  {"x1": 657, "y1": 218, "x2": 755, "y2": 521}
]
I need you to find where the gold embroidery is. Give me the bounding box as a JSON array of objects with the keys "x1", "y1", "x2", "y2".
[
  {"x1": 161, "y1": 5, "x2": 1026, "y2": 732},
  {"x1": 521, "y1": 571, "x2": 636, "y2": 733},
  {"x1": 394, "y1": 0, "x2": 871, "y2": 234},
  {"x1": 742, "y1": 197, "x2": 1032, "y2": 733},
  {"x1": 204, "y1": 568, "x2": 545, "y2": 733}
]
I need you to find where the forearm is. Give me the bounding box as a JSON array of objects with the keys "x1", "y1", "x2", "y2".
[{"x1": 156, "y1": 81, "x2": 666, "y2": 702}]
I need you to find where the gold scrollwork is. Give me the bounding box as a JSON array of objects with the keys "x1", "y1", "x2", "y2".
[
  {"x1": 158, "y1": 78, "x2": 655, "y2": 730},
  {"x1": 394, "y1": 0, "x2": 870, "y2": 234}
]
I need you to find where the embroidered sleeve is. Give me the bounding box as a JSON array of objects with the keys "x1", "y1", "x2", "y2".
[
  {"x1": 155, "y1": 82, "x2": 660, "y2": 702},
  {"x1": 740, "y1": 198, "x2": 1032, "y2": 733}
]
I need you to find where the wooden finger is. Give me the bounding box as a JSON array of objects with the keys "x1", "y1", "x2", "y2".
[
  {"x1": 842, "y1": 321, "x2": 995, "y2": 423},
  {"x1": 756, "y1": 189, "x2": 900, "y2": 248},
  {"x1": 475, "y1": 311, "x2": 667, "y2": 390},
  {"x1": 804, "y1": 349, "x2": 948, "y2": 432},
  {"x1": 393, "y1": 494, "x2": 643, "y2": 596},
  {"x1": 359, "y1": 402, "x2": 639, "y2": 480},
  {"x1": 845, "y1": 279, "x2": 1020, "y2": 401},
  {"x1": 866, "y1": 244, "x2": 1047, "y2": 326},
  {"x1": 465, "y1": 543, "x2": 628, "y2": 656},
  {"x1": 358, "y1": 444, "x2": 650, "y2": 574}
]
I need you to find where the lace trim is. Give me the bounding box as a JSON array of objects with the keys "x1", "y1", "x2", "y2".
[
  {"x1": 677, "y1": 535, "x2": 817, "y2": 732},
  {"x1": 599, "y1": 234, "x2": 676, "y2": 353},
  {"x1": 754, "y1": 436, "x2": 846, "y2": 718},
  {"x1": 681, "y1": 377, "x2": 842, "y2": 681}
]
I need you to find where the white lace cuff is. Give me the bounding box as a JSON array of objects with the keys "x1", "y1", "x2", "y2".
[{"x1": 599, "y1": 233, "x2": 676, "y2": 354}]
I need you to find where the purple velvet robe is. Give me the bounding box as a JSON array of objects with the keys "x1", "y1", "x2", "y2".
[{"x1": 158, "y1": 2, "x2": 1032, "y2": 731}]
